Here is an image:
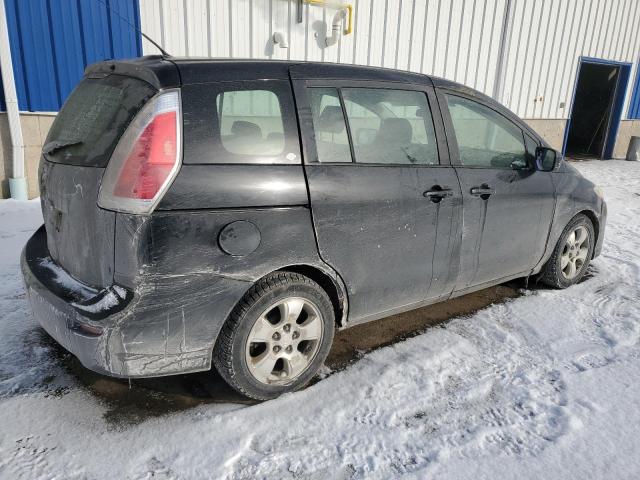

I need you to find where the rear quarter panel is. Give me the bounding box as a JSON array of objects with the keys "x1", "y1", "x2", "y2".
[{"x1": 110, "y1": 205, "x2": 336, "y2": 375}]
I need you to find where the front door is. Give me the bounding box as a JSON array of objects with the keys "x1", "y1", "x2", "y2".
[
  {"x1": 438, "y1": 91, "x2": 555, "y2": 291},
  {"x1": 291, "y1": 76, "x2": 461, "y2": 323}
]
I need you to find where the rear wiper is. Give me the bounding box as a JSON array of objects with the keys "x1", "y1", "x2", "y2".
[{"x1": 42, "y1": 139, "x2": 83, "y2": 156}]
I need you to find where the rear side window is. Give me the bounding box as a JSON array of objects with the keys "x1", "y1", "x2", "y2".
[
  {"x1": 342, "y1": 88, "x2": 438, "y2": 165},
  {"x1": 445, "y1": 94, "x2": 526, "y2": 169},
  {"x1": 181, "y1": 80, "x2": 300, "y2": 165},
  {"x1": 309, "y1": 88, "x2": 352, "y2": 163},
  {"x1": 45, "y1": 75, "x2": 156, "y2": 167},
  {"x1": 216, "y1": 90, "x2": 285, "y2": 156}
]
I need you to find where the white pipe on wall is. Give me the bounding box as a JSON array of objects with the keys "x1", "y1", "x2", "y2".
[
  {"x1": 0, "y1": 0, "x2": 27, "y2": 200},
  {"x1": 325, "y1": 8, "x2": 347, "y2": 47}
]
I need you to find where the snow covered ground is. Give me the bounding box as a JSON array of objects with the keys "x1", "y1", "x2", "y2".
[{"x1": 1, "y1": 160, "x2": 640, "y2": 479}]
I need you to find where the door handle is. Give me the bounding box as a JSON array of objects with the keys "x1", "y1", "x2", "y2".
[
  {"x1": 423, "y1": 186, "x2": 454, "y2": 203},
  {"x1": 470, "y1": 185, "x2": 495, "y2": 199}
]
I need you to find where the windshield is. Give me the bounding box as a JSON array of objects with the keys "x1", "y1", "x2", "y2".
[{"x1": 44, "y1": 74, "x2": 157, "y2": 167}]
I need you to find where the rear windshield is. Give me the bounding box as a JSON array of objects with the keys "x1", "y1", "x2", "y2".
[{"x1": 44, "y1": 74, "x2": 157, "y2": 167}]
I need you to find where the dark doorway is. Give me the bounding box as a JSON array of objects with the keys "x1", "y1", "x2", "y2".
[{"x1": 564, "y1": 60, "x2": 630, "y2": 159}]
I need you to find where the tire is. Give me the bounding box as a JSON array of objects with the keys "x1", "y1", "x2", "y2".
[
  {"x1": 540, "y1": 213, "x2": 595, "y2": 289},
  {"x1": 212, "y1": 271, "x2": 335, "y2": 400}
]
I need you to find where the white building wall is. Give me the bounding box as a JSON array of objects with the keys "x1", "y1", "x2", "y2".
[
  {"x1": 139, "y1": 0, "x2": 640, "y2": 120},
  {"x1": 501, "y1": 0, "x2": 640, "y2": 119}
]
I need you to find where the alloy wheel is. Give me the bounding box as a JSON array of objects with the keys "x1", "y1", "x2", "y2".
[
  {"x1": 560, "y1": 225, "x2": 590, "y2": 280},
  {"x1": 245, "y1": 297, "x2": 324, "y2": 385}
]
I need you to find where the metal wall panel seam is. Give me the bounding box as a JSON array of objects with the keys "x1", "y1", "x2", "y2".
[
  {"x1": 462, "y1": 0, "x2": 477, "y2": 85},
  {"x1": 406, "y1": 0, "x2": 416, "y2": 71},
  {"x1": 492, "y1": 0, "x2": 511, "y2": 102},
  {"x1": 624, "y1": 2, "x2": 640, "y2": 118},
  {"x1": 481, "y1": 0, "x2": 500, "y2": 95},
  {"x1": 452, "y1": 0, "x2": 465, "y2": 80},
  {"x1": 534, "y1": 0, "x2": 561, "y2": 118},
  {"x1": 507, "y1": 3, "x2": 535, "y2": 113},
  {"x1": 380, "y1": 0, "x2": 389, "y2": 67},
  {"x1": 158, "y1": 0, "x2": 166, "y2": 50},
  {"x1": 609, "y1": 0, "x2": 625, "y2": 59},
  {"x1": 431, "y1": 0, "x2": 441, "y2": 74},
  {"x1": 600, "y1": 0, "x2": 615, "y2": 58},
  {"x1": 419, "y1": 0, "x2": 429, "y2": 73},
  {"x1": 394, "y1": 0, "x2": 402, "y2": 69},
  {"x1": 228, "y1": 0, "x2": 233, "y2": 57},
  {"x1": 519, "y1": 0, "x2": 546, "y2": 117},
  {"x1": 442, "y1": 0, "x2": 453, "y2": 77},
  {"x1": 367, "y1": 0, "x2": 374, "y2": 65},
  {"x1": 540, "y1": 0, "x2": 573, "y2": 118},
  {"x1": 622, "y1": 0, "x2": 640, "y2": 61},
  {"x1": 589, "y1": 0, "x2": 605, "y2": 56},
  {"x1": 617, "y1": 0, "x2": 631, "y2": 59},
  {"x1": 556, "y1": 0, "x2": 585, "y2": 118},
  {"x1": 581, "y1": 0, "x2": 598, "y2": 58}
]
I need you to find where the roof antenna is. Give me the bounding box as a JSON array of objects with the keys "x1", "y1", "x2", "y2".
[{"x1": 92, "y1": 0, "x2": 171, "y2": 57}]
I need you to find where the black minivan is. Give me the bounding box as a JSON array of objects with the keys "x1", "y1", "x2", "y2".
[{"x1": 22, "y1": 56, "x2": 606, "y2": 400}]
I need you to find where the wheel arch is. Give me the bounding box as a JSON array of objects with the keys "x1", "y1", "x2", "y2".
[
  {"x1": 274, "y1": 264, "x2": 349, "y2": 328},
  {"x1": 577, "y1": 209, "x2": 600, "y2": 258}
]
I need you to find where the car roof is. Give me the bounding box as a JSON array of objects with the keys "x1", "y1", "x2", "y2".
[
  {"x1": 172, "y1": 57, "x2": 436, "y2": 85},
  {"x1": 87, "y1": 55, "x2": 436, "y2": 86}
]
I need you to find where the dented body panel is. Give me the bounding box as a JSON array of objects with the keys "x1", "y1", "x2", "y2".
[
  {"x1": 533, "y1": 161, "x2": 607, "y2": 273},
  {"x1": 21, "y1": 57, "x2": 606, "y2": 380},
  {"x1": 39, "y1": 161, "x2": 115, "y2": 288},
  {"x1": 23, "y1": 204, "x2": 343, "y2": 377}
]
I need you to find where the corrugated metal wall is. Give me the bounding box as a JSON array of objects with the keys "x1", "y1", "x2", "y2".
[
  {"x1": 139, "y1": 0, "x2": 640, "y2": 120},
  {"x1": 1, "y1": 0, "x2": 142, "y2": 112},
  {"x1": 501, "y1": 0, "x2": 640, "y2": 120}
]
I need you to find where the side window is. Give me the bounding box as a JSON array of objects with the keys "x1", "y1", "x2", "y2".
[
  {"x1": 341, "y1": 88, "x2": 439, "y2": 165},
  {"x1": 181, "y1": 80, "x2": 300, "y2": 165},
  {"x1": 216, "y1": 90, "x2": 285, "y2": 156},
  {"x1": 445, "y1": 94, "x2": 526, "y2": 169},
  {"x1": 309, "y1": 88, "x2": 352, "y2": 163}
]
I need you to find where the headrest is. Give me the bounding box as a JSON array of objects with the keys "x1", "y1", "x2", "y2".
[
  {"x1": 378, "y1": 118, "x2": 412, "y2": 144},
  {"x1": 231, "y1": 121, "x2": 262, "y2": 138},
  {"x1": 317, "y1": 106, "x2": 345, "y2": 134}
]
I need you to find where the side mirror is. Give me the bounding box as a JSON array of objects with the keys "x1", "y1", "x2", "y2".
[{"x1": 535, "y1": 147, "x2": 560, "y2": 171}]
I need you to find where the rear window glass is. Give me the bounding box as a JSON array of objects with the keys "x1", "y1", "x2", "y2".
[
  {"x1": 180, "y1": 80, "x2": 300, "y2": 165},
  {"x1": 216, "y1": 90, "x2": 285, "y2": 156},
  {"x1": 44, "y1": 75, "x2": 156, "y2": 167}
]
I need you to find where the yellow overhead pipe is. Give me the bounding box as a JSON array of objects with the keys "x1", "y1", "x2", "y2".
[{"x1": 305, "y1": 0, "x2": 353, "y2": 35}]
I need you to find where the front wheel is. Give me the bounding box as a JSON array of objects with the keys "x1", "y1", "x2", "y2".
[
  {"x1": 540, "y1": 214, "x2": 595, "y2": 288},
  {"x1": 213, "y1": 272, "x2": 335, "y2": 400}
]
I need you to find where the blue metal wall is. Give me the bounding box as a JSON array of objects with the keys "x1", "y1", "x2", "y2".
[
  {"x1": 629, "y1": 65, "x2": 640, "y2": 120},
  {"x1": 0, "y1": 0, "x2": 142, "y2": 112}
]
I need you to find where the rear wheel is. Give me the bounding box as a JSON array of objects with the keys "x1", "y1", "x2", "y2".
[
  {"x1": 213, "y1": 272, "x2": 335, "y2": 400},
  {"x1": 540, "y1": 214, "x2": 595, "y2": 288}
]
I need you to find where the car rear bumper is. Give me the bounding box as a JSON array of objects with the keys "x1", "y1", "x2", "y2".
[{"x1": 21, "y1": 225, "x2": 251, "y2": 378}]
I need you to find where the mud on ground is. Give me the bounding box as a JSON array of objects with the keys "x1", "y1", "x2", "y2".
[{"x1": 47, "y1": 282, "x2": 522, "y2": 426}]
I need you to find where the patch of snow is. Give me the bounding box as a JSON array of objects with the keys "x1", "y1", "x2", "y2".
[
  {"x1": 1, "y1": 161, "x2": 640, "y2": 479},
  {"x1": 71, "y1": 285, "x2": 127, "y2": 313}
]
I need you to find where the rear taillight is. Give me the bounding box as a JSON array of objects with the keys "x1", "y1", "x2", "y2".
[{"x1": 98, "y1": 90, "x2": 181, "y2": 214}]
